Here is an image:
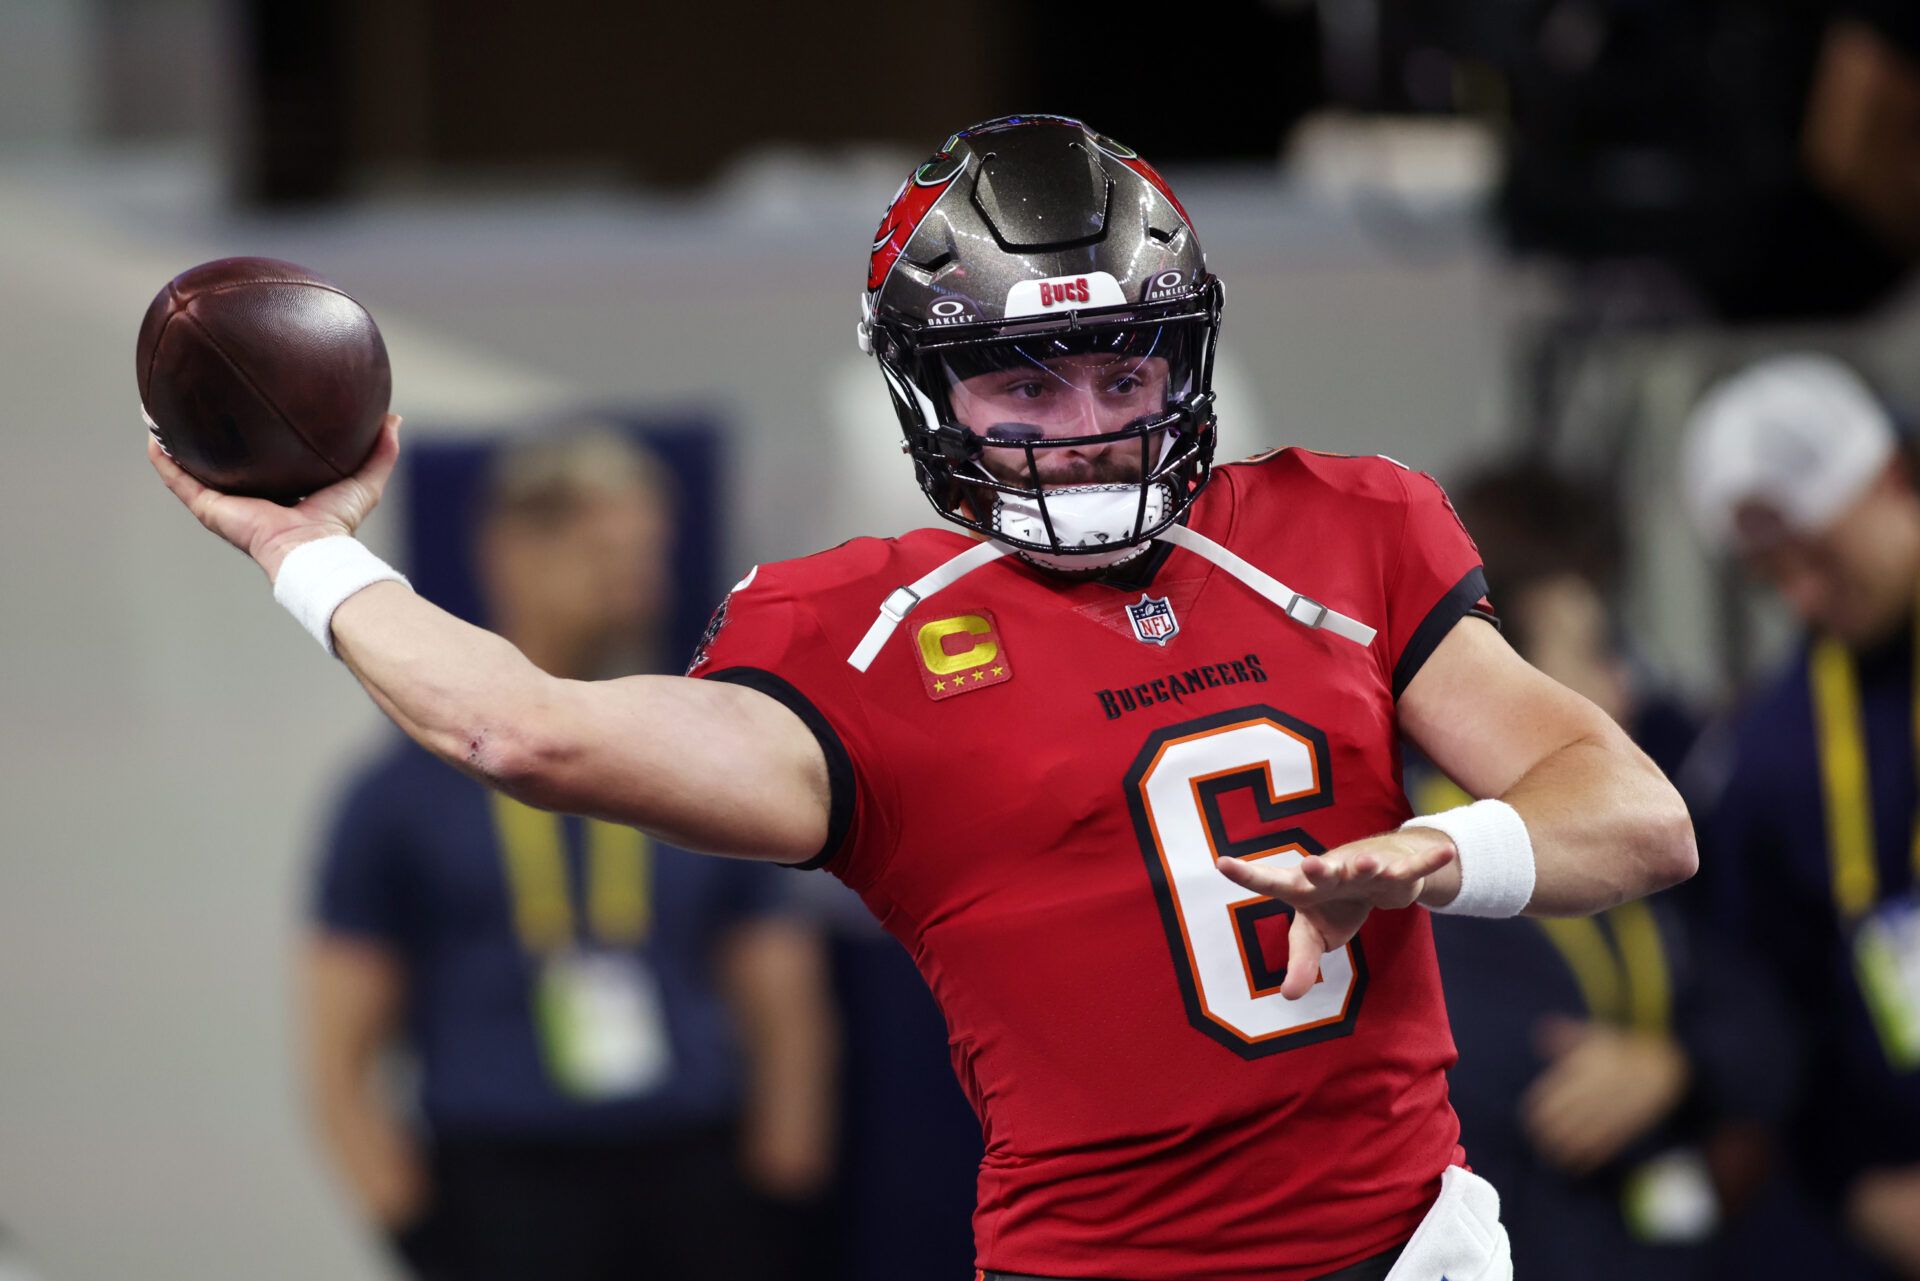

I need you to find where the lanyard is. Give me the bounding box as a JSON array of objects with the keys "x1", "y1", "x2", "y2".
[
  {"x1": 1808, "y1": 620, "x2": 1920, "y2": 923},
  {"x1": 1537, "y1": 904, "x2": 1671, "y2": 1034},
  {"x1": 490, "y1": 792, "x2": 652, "y2": 954}
]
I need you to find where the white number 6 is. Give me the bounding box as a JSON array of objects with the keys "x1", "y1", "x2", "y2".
[{"x1": 1124, "y1": 706, "x2": 1367, "y2": 1058}]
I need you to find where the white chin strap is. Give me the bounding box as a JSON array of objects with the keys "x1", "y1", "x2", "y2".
[
  {"x1": 846, "y1": 521, "x2": 1377, "y2": 672},
  {"x1": 990, "y1": 482, "x2": 1171, "y2": 570}
]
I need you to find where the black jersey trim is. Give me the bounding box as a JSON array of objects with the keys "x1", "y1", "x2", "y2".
[
  {"x1": 1094, "y1": 534, "x2": 1177, "y2": 591},
  {"x1": 702, "y1": 667, "x2": 854, "y2": 871},
  {"x1": 1392, "y1": 566, "x2": 1497, "y2": 700}
]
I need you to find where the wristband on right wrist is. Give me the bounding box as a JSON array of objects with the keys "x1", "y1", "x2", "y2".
[
  {"x1": 270, "y1": 535, "x2": 410, "y2": 656},
  {"x1": 1401, "y1": 797, "x2": 1536, "y2": 918}
]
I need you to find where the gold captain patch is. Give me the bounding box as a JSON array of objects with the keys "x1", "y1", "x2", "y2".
[{"x1": 916, "y1": 612, "x2": 1012, "y2": 701}]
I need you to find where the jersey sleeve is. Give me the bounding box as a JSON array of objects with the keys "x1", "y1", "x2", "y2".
[
  {"x1": 311, "y1": 765, "x2": 413, "y2": 945},
  {"x1": 1386, "y1": 467, "x2": 1495, "y2": 698},
  {"x1": 687, "y1": 571, "x2": 897, "y2": 885}
]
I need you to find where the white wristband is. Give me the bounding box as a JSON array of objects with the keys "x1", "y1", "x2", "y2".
[
  {"x1": 271, "y1": 535, "x2": 410, "y2": 656},
  {"x1": 1401, "y1": 798, "x2": 1536, "y2": 918}
]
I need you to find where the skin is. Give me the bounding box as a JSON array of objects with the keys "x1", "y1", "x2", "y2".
[
  {"x1": 151, "y1": 415, "x2": 1694, "y2": 1017},
  {"x1": 1737, "y1": 464, "x2": 1920, "y2": 651},
  {"x1": 1848, "y1": 1165, "x2": 1920, "y2": 1277},
  {"x1": 1218, "y1": 609, "x2": 1695, "y2": 998},
  {"x1": 302, "y1": 937, "x2": 425, "y2": 1231},
  {"x1": 1519, "y1": 1015, "x2": 1691, "y2": 1177},
  {"x1": 948, "y1": 351, "x2": 1171, "y2": 486},
  {"x1": 1803, "y1": 17, "x2": 1920, "y2": 259},
  {"x1": 298, "y1": 456, "x2": 837, "y2": 1237},
  {"x1": 1482, "y1": 576, "x2": 1695, "y2": 1173},
  {"x1": 719, "y1": 919, "x2": 840, "y2": 1197},
  {"x1": 478, "y1": 483, "x2": 675, "y2": 680}
]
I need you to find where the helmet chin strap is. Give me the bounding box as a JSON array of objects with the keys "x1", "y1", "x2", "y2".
[{"x1": 846, "y1": 522, "x2": 1377, "y2": 672}]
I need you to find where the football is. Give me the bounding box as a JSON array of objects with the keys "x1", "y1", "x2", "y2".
[{"x1": 137, "y1": 257, "x2": 391, "y2": 504}]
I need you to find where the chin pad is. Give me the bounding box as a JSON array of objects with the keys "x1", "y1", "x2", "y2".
[{"x1": 991, "y1": 482, "x2": 1170, "y2": 569}]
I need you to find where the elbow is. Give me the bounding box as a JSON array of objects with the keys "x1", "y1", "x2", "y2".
[
  {"x1": 461, "y1": 721, "x2": 571, "y2": 808},
  {"x1": 437, "y1": 680, "x2": 577, "y2": 808},
  {"x1": 456, "y1": 722, "x2": 539, "y2": 793},
  {"x1": 1645, "y1": 791, "x2": 1699, "y2": 894}
]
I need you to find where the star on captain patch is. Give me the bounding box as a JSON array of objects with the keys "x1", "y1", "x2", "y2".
[{"x1": 1125, "y1": 593, "x2": 1179, "y2": 646}]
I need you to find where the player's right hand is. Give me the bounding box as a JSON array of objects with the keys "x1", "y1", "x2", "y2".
[{"x1": 149, "y1": 413, "x2": 401, "y2": 581}]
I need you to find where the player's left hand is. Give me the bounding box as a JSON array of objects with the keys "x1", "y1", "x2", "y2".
[{"x1": 1214, "y1": 828, "x2": 1456, "y2": 1001}]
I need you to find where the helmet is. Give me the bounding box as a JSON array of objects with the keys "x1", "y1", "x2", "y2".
[{"x1": 859, "y1": 115, "x2": 1224, "y2": 569}]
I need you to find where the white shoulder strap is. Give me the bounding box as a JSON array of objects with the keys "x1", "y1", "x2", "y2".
[
  {"x1": 1153, "y1": 524, "x2": 1376, "y2": 647},
  {"x1": 844, "y1": 523, "x2": 1377, "y2": 672},
  {"x1": 847, "y1": 538, "x2": 1015, "y2": 671}
]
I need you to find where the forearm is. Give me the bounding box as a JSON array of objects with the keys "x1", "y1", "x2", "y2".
[
  {"x1": 326, "y1": 585, "x2": 826, "y2": 853},
  {"x1": 309, "y1": 1072, "x2": 426, "y2": 1226},
  {"x1": 328, "y1": 581, "x2": 555, "y2": 790},
  {"x1": 740, "y1": 1005, "x2": 839, "y2": 1196},
  {"x1": 302, "y1": 938, "x2": 424, "y2": 1227},
  {"x1": 727, "y1": 926, "x2": 839, "y2": 1197},
  {"x1": 1402, "y1": 621, "x2": 1698, "y2": 917},
  {"x1": 1479, "y1": 731, "x2": 1696, "y2": 916}
]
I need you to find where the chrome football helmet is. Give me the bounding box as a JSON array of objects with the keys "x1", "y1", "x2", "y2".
[{"x1": 859, "y1": 115, "x2": 1224, "y2": 570}]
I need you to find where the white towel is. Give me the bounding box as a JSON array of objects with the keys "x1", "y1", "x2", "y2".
[{"x1": 1384, "y1": 1165, "x2": 1512, "y2": 1281}]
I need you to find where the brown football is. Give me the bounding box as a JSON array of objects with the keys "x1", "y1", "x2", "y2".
[{"x1": 137, "y1": 257, "x2": 391, "y2": 504}]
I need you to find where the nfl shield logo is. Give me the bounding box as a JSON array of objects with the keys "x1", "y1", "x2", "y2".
[{"x1": 1126, "y1": 593, "x2": 1179, "y2": 646}]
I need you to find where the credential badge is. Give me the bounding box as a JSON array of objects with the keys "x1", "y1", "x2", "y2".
[{"x1": 1126, "y1": 593, "x2": 1179, "y2": 646}]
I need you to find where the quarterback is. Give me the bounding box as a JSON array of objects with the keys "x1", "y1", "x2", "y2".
[{"x1": 151, "y1": 117, "x2": 1694, "y2": 1281}]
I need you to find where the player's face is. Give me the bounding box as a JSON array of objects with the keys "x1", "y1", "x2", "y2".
[{"x1": 948, "y1": 352, "x2": 1172, "y2": 486}]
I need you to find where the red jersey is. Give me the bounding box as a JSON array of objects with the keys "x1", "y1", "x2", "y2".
[{"x1": 691, "y1": 449, "x2": 1493, "y2": 1279}]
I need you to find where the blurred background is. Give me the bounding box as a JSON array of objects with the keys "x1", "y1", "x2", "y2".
[{"x1": 5, "y1": 1, "x2": 1920, "y2": 1279}]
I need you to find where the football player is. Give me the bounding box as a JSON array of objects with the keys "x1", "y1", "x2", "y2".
[{"x1": 151, "y1": 116, "x2": 1695, "y2": 1281}]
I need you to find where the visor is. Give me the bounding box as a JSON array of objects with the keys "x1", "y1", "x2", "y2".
[{"x1": 932, "y1": 320, "x2": 1201, "y2": 462}]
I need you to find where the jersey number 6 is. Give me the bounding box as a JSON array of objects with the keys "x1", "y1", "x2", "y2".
[{"x1": 1124, "y1": 705, "x2": 1368, "y2": 1059}]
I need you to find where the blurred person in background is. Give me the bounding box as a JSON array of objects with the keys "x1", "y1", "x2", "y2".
[
  {"x1": 1800, "y1": 0, "x2": 1920, "y2": 269},
  {"x1": 1408, "y1": 462, "x2": 1795, "y2": 1281},
  {"x1": 303, "y1": 429, "x2": 835, "y2": 1281},
  {"x1": 1684, "y1": 353, "x2": 1920, "y2": 1279},
  {"x1": 1485, "y1": 0, "x2": 1920, "y2": 323}
]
